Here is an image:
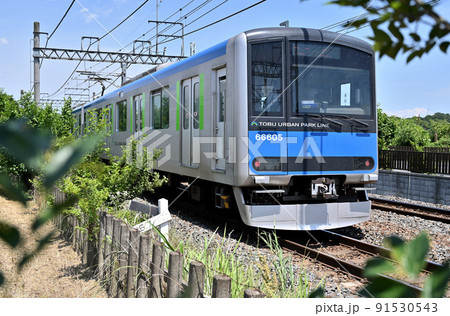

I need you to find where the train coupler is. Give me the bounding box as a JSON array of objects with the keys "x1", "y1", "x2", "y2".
[{"x1": 311, "y1": 177, "x2": 338, "y2": 199}]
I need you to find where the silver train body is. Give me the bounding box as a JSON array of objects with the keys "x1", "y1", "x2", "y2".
[{"x1": 73, "y1": 27, "x2": 378, "y2": 230}]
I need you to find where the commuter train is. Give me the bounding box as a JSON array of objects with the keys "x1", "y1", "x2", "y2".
[{"x1": 73, "y1": 27, "x2": 378, "y2": 230}]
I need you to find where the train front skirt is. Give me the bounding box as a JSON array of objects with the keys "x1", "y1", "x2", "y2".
[{"x1": 233, "y1": 187, "x2": 370, "y2": 230}]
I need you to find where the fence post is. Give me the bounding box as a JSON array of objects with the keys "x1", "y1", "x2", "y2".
[
  {"x1": 82, "y1": 215, "x2": 88, "y2": 265},
  {"x1": 72, "y1": 216, "x2": 78, "y2": 250},
  {"x1": 104, "y1": 214, "x2": 113, "y2": 288},
  {"x1": 118, "y1": 223, "x2": 129, "y2": 298},
  {"x1": 97, "y1": 211, "x2": 106, "y2": 279},
  {"x1": 150, "y1": 241, "x2": 165, "y2": 298},
  {"x1": 86, "y1": 221, "x2": 96, "y2": 268},
  {"x1": 109, "y1": 218, "x2": 121, "y2": 297},
  {"x1": 186, "y1": 261, "x2": 205, "y2": 298},
  {"x1": 212, "y1": 275, "x2": 232, "y2": 298},
  {"x1": 244, "y1": 288, "x2": 265, "y2": 298},
  {"x1": 126, "y1": 228, "x2": 140, "y2": 298},
  {"x1": 136, "y1": 235, "x2": 151, "y2": 298},
  {"x1": 167, "y1": 251, "x2": 183, "y2": 298}
]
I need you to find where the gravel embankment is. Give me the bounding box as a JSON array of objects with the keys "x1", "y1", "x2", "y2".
[{"x1": 167, "y1": 195, "x2": 450, "y2": 298}]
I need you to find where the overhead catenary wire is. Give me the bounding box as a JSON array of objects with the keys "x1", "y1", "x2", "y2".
[
  {"x1": 50, "y1": 0, "x2": 222, "y2": 98},
  {"x1": 51, "y1": 0, "x2": 267, "y2": 100},
  {"x1": 97, "y1": 0, "x2": 150, "y2": 42},
  {"x1": 159, "y1": 0, "x2": 267, "y2": 45},
  {"x1": 45, "y1": 0, "x2": 76, "y2": 47},
  {"x1": 48, "y1": 0, "x2": 154, "y2": 98},
  {"x1": 102, "y1": 0, "x2": 268, "y2": 93},
  {"x1": 48, "y1": 0, "x2": 197, "y2": 98}
]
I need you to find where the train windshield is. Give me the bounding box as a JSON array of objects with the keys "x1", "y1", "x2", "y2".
[
  {"x1": 250, "y1": 41, "x2": 284, "y2": 117},
  {"x1": 290, "y1": 41, "x2": 373, "y2": 118}
]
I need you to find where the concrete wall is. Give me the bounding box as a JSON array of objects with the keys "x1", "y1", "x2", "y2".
[{"x1": 368, "y1": 170, "x2": 450, "y2": 205}]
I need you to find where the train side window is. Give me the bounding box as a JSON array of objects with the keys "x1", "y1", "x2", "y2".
[
  {"x1": 116, "y1": 100, "x2": 127, "y2": 132},
  {"x1": 183, "y1": 86, "x2": 190, "y2": 130},
  {"x1": 77, "y1": 114, "x2": 81, "y2": 136},
  {"x1": 193, "y1": 82, "x2": 200, "y2": 129},
  {"x1": 218, "y1": 76, "x2": 226, "y2": 122},
  {"x1": 133, "y1": 94, "x2": 143, "y2": 132},
  {"x1": 151, "y1": 88, "x2": 170, "y2": 129},
  {"x1": 95, "y1": 108, "x2": 102, "y2": 122},
  {"x1": 105, "y1": 105, "x2": 112, "y2": 132},
  {"x1": 152, "y1": 91, "x2": 161, "y2": 129}
]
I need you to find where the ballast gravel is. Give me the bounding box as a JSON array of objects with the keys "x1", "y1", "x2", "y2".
[{"x1": 166, "y1": 194, "x2": 449, "y2": 298}]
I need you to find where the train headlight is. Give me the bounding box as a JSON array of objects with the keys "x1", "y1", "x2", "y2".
[
  {"x1": 252, "y1": 157, "x2": 282, "y2": 172},
  {"x1": 354, "y1": 157, "x2": 375, "y2": 170}
]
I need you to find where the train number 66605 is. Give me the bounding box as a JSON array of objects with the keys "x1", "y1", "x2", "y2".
[{"x1": 255, "y1": 133, "x2": 283, "y2": 141}]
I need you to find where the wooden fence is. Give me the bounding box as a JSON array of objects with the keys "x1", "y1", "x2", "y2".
[
  {"x1": 51, "y1": 191, "x2": 265, "y2": 298},
  {"x1": 379, "y1": 148, "x2": 450, "y2": 175}
]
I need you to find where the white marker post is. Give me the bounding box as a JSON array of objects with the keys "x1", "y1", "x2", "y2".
[{"x1": 133, "y1": 198, "x2": 171, "y2": 242}]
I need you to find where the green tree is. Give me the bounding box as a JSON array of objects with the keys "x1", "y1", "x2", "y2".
[
  {"x1": 0, "y1": 92, "x2": 20, "y2": 122},
  {"x1": 377, "y1": 105, "x2": 400, "y2": 149},
  {"x1": 307, "y1": 0, "x2": 450, "y2": 62},
  {"x1": 392, "y1": 118, "x2": 431, "y2": 149}
]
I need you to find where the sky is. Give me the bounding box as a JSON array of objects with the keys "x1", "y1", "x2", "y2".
[{"x1": 0, "y1": 0, "x2": 449, "y2": 118}]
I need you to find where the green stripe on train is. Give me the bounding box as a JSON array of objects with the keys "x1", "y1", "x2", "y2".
[
  {"x1": 176, "y1": 81, "x2": 180, "y2": 131},
  {"x1": 199, "y1": 73, "x2": 204, "y2": 130}
]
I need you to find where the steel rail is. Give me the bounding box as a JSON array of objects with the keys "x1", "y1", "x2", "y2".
[
  {"x1": 370, "y1": 197, "x2": 450, "y2": 224},
  {"x1": 321, "y1": 230, "x2": 443, "y2": 273},
  {"x1": 278, "y1": 237, "x2": 424, "y2": 297}
]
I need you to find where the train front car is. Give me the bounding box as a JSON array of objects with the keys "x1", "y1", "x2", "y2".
[{"x1": 233, "y1": 28, "x2": 378, "y2": 230}]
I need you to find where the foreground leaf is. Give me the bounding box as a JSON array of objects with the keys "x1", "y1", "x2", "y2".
[
  {"x1": 0, "y1": 221, "x2": 21, "y2": 248},
  {"x1": 308, "y1": 286, "x2": 325, "y2": 298},
  {"x1": 32, "y1": 197, "x2": 78, "y2": 232},
  {"x1": 0, "y1": 120, "x2": 51, "y2": 170},
  {"x1": 423, "y1": 261, "x2": 450, "y2": 298},
  {"x1": 43, "y1": 134, "x2": 104, "y2": 189},
  {"x1": 359, "y1": 277, "x2": 417, "y2": 298},
  {"x1": 402, "y1": 232, "x2": 429, "y2": 277},
  {"x1": 0, "y1": 173, "x2": 28, "y2": 206},
  {"x1": 0, "y1": 271, "x2": 4, "y2": 286},
  {"x1": 363, "y1": 257, "x2": 397, "y2": 279},
  {"x1": 18, "y1": 231, "x2": 55, "y2": 271}
]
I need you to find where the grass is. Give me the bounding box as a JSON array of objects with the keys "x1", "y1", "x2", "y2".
[{"x1": 167, "y1": 225, "x2": 323, "y2": 298}]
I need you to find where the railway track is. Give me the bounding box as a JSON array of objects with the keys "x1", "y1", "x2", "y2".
[
  {"x1": 146, "y1": 190, "x2": 446, "y2": 297},
  {"x1": 278, "y1": 230, "x2": 444, "y2": 297},
  {"x1": 370, "y1": 197, "x2": 450, "y2": 224}
]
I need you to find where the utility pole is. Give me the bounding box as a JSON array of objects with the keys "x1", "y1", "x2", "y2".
[
  {"x1": 156, "y1": 0, "x2": 159, "y2": 54},
  {"x1": 33, "y1": 22, "x2": 40, "y2": 105},
  {"x1": 149, "y1": 20, "x2": 185, "y2": 56},
  {"x1": 33, "y1": 16, "x2": 185, "y2": 105}
]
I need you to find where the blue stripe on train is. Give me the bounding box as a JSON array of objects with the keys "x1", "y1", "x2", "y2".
[{"x1": 248, "y1": 130, "x2": 377, "y2": 175}]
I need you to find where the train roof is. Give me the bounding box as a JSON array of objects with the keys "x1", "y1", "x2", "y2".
[
  {"x1": 244, "y1": 27, "x2": 373, "y2": 53},
  {"x1": 73, "y1": 38, "x2": 228, "y2": 114},
  {"x1": 73, "y1": 27, "x2": 372, "y2": 114}
]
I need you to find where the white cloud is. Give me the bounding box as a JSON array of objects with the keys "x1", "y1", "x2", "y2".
[
  {"x1": 0, "y1": 38, "x2": 9, "y2": 45},
  {"x1": 79, "y1": 8, "x2": 99, "y2": 23},
  {"x1": 385, "y1": 107, "x2": 433, "y2": 118}
]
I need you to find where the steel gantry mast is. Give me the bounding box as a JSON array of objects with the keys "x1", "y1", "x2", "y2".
[{"x1": 32, "y1": 21, "x2": 186, "y2": 105}]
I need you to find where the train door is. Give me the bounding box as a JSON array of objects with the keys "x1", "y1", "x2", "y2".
[
  {"x1": 105, "y1": 105, "x2": 111, "y2": 148},
  {"x1": 133, "y1": 94, "x2": 143, "y2": 133},
  {"x1": 214, "y1": 68, "x2": 226, "y2": 171},
  {"x1": 181, "y1": 76, "x2": 200, "y2": 167}
]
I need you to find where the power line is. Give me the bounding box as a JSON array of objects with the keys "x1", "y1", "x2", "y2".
[
  {"x1": 50, "y1": 0, "x2": 267, "y2": 99},
  {"x1": 97, "y1": 0, "x2": 150, "y2": 42},
  {"x1": 48, "y1": 0, "x2": 155, "y2": 98},
  {"x1": 46, "y1": 0, "x2": 76, "y2": 46},
  {"x1": 159, "y1": 0, "x2": 266, "y2": 45},
  {"x1": 53, "y1": 0, "x2": 209, "y2": 97}
]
